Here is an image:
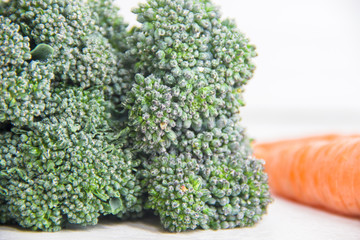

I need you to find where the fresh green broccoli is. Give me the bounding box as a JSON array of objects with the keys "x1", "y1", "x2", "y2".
[
  {"x1": 1, "y1": 0, "x2": 119, "y2": 89},
  {"x1": 0, "y1": 0, "x2": 271, "y2": 233},
  {"x1": 123, "y1": 0, "x2": 256, "y2": 153},
  {"x1": 0, "y1": 16, "x2": 53, "y2": 126},
  {"x1": 88, "y1": 0, "x2": 128, "y2": 52},
  {"x1": 0, "y1": 86, "x2": 142, "y2": 231},
  {"x1": 0, "y1": 0, "x2": 142, "y2": 231},
  {"x1": 121, "y1": 0, "x2": 271, "y2": 232}
]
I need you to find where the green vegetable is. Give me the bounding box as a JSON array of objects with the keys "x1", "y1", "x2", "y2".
[
  {"x1": 121, "y1": 0, "x2": 271, "y2": 232},
  {"x1": 0, "y1": 0, "x2": 142, "y2": 231},
  {"x1": 0, "y1": 16, "x2": 53, "y2": 126},
  {"x1": 0, "y1": 0, "x2": 271, "y2": 232}
]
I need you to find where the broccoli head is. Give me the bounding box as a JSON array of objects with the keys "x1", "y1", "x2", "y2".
[
  {"x1": 0, "y1": 16, "x2": 53, "y2": 126},
  {"x1": 1, "y1": 0, "x2": 119, "y2": 89},
  {"x1": 0, "y1": 0, "x2": 142, "y2": 231},
  {"x1": 123, "y1": 0, "x2": 256, "y2": 153},
  {"x1": 140, "y1": 116, "x2": 270, "y2": 232},
  {"x1": 122, "y1": 0, "x2": 271, "y2": 232},
  {"x1": 0, "y1": 0, "x2": 271, "y2": 233},
  {"x1": 0, "y1": 86, "x2": 142, "y2": 231}
]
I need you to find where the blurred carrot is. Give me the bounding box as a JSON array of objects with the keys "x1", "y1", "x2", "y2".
[{"x1": 253, "y1": 134, "x2": 360, "y2": 217}]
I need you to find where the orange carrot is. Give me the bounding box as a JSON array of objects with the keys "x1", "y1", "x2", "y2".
[{"x1": 253, "y1": 134, "x2": 360, "y2": 217}]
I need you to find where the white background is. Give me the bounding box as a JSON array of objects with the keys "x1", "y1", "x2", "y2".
[{"x1": 1, "y1": 1, "x2": 359, "y2": 239}]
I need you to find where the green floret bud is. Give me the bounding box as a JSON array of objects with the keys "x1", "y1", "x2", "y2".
[
  {"x1": 88, "y1": 0, "x2": 129, "y2": 52},
  {"x1": 142, "y1": 152, "x2": 213, "y2": 232},
  {"x1": 0, "y1": 16, "x2": 53, "y2": 126},
  {"x1": 121, "y1": 0, "x2": 271, "y2": 232},
  {"x1": 203, "y1": 156, "x2": 271, "y2": 229},
  {"x1": 87, "y1": 0, "x2": 138, "y2": 104},
  {"x1": 0, "y1": 0, "x2": 144, "y2": 231},
  {"x1": 0, "y1": 16, "x2": 31, "y2": 66},
  {"x1": 2, "y1": 0, "x2": 119, "y2": 89},
  {"x1": 124, "y1": 74, "x2": 178, "y2": 153},
  {"x1": 0, "y1": 86, "x2": 142, "y2": 231},
  {"x1": 123, "y1": 0, "x2": 258, "y2": 153}
]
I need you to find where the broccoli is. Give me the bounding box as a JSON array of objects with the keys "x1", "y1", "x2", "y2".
[
  {"x1": 0, "y1": 86, "x2": 142, "y2": 231},
  {"x1": 0, "y1": 0, "x2": 142, "y2": 231},
  {"x1": 0, "y1": 0, "x2": 120, "y2": 89},
  {"x1": 0, "y1": 0, "x2": 271, "y2": 233},
  {"x1": 121, "y1": 0, "x2": 271, "y2": 232},
  {"x1": 0, "y1": 16, "x2": 53, "y2": 126},
  {"x1": 87, "y1": 0, "x2": 135, "y2": 105}
]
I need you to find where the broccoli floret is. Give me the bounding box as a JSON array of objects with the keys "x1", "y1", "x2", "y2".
[
  {"x1": 0, "y1": 16, "x2": 53, "y2": 126},
  {"x1": 88, "y1": 0, "x2": 128, "y2": 52},
  {"x1": 87, "y1": 0, "x2": 137, "y2": 105},
  {"x1": 0, "y1": 0, "x2": 143, "y2": 231},
  {"x1": 0, "y1": 0, "x2": 271, "y2": 232},
  {"x1": 123, "y1": 0, "x2": 256, "y2": 152},
  {"x1": 0, "y1": 86, "x2": 142, "y2": 231},
  {"x1": 121, "y1": 0, "x2": 271, "y2": 232},
  {"x1": 1, "y1": 0, "x2": 119, "y2": 89},
  {"x1": 142, "y1": 152, "x2": 213, "y2": 231},
  {"x1": 140, "y1": 116, "x2": 270, "y2": 232}
]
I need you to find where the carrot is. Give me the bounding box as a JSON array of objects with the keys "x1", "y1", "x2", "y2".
[{"x1": 253, "y1": 134, "x2": 360, "y2": 217}]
